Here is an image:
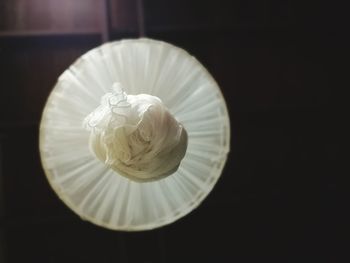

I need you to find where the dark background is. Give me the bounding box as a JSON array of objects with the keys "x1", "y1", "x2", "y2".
[{"x1": 0, "y1": 0, "x2": 341, "y2": 262}]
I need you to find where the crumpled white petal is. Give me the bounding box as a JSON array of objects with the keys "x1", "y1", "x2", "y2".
[{"x1": 83, "y1": 83, "x2": 188, "y2": 182}]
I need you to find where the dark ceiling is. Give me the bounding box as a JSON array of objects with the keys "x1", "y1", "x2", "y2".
[{"x1": 0, "y1": 0, "x2": 341, "y2": 262}]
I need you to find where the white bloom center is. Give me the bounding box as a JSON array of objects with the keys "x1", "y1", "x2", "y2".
[{"x1": 83, "y1": 83, "x2": 188, "y2": 182}]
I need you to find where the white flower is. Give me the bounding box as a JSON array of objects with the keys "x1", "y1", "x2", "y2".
[{"x1": 83, "y1": 83, "x2": 188, "y2": 182}]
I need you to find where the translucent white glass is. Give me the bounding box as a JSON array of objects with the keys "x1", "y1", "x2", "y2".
[{"x1": 39, "y1": 38, "x2": 230, "y2": 231}]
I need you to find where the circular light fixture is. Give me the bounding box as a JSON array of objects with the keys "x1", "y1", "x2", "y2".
[{"x1": 40, "y1": 38, "x2": 230, "y2": 231}]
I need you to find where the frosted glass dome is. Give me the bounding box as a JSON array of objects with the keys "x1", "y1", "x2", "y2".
[{"x1": 39, "y1": 38, "x2": 230, "y2": 231}]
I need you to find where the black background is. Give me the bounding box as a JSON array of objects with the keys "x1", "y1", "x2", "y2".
[{"x1": 0, "y1": 0, "x2": 341, "y2": 262}]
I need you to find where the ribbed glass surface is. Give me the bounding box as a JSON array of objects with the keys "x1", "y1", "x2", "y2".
[{"x1": 40, "y1": 38, "x2": 230, "y2": 231}]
